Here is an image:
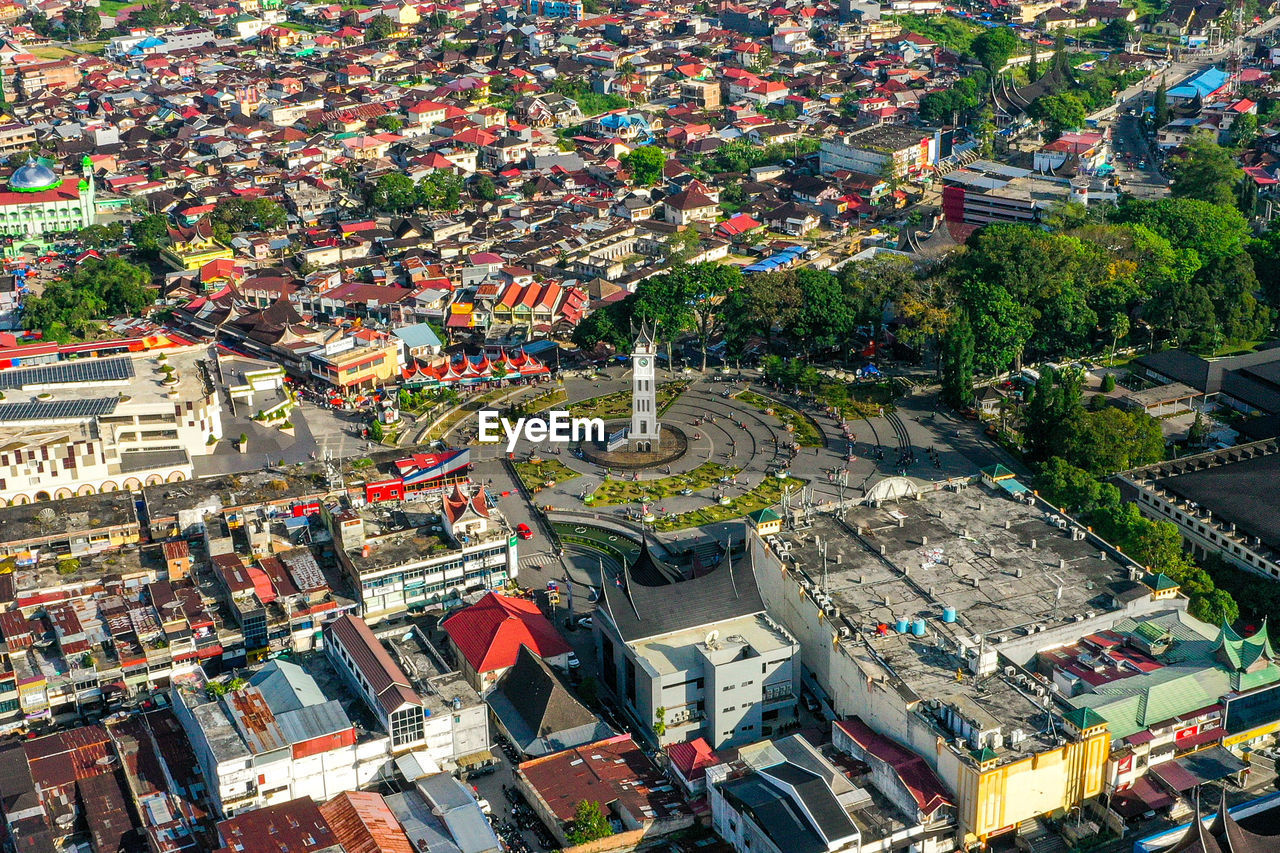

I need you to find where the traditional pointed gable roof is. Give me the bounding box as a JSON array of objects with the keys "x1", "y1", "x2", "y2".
[
  {"x1": 1215, "y1": 620, "x2": 1275, "y2": 673},
  {"x1": 442, "y1": 483, "x2": 490, "y2": 524}
]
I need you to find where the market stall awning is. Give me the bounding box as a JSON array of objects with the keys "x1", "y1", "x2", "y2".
[
  {"x1": 1152, "y1": 746, "x2": 1247, "y2": 793},
  {"x1": 1112, "y1": 775, "x2": 1176, "y2": 818}
]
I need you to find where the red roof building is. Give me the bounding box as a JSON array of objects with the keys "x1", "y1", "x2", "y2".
[
  {"x1": 833, "y1": 717, "x2": 954, "y2": 823},
  {"x1": 665, "y1": 737, "x2": 720, "y2": 796},
  {"x1": 318, "y1": 791, "x2": 414, "y2": 853},
  {"x1": 442, "y1": 591, "x2": 571, "y2": 689}
]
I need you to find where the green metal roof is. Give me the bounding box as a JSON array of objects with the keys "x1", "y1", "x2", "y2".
[
  {"x1": 1063, "y1": 707, "x2": 1106, "y2": 730},
  {"x1": 747, "y1": 508, "x2": 781, "y2": 524},
  {"x1": 1143, "y1": 572, "x2": 1180, "y2": 591},
  {"x1": 970, "y1": 746, "x2": 998, "y2": 763}
]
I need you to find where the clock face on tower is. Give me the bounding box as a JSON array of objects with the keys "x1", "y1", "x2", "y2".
[{"x1": 638, "y1": 358, "x2": 649, "y2": 367}]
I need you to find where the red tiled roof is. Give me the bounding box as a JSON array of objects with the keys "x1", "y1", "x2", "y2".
[
  {"x1": 836, "y1": 717, "x2": 953, "y2": 816},
  {"x1": 442, "y1": 591, "x2": 570, "y2": 674},
  {"x1": 666, "y1": 737, "x2": 719, "y2": 781}
]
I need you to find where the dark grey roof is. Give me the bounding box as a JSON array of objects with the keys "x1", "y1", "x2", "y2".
[
  {"x1": 601, "y1": 534, "x2": 766, "y2": 643},
  {"x1": 1156, "y1": 453, "x2": 1280, "y2": 552},
  {"x1": 1133, "y1": 349, "x2": 1211, "y2": 391},
  {"x1": 720, "y1": 773, "x2": 828, "y2": 853},
  {"x1": 761, "y1": 762, "x2": 857, "y2": 843},
  {"x1": 487, "y1": 646, "x2": 613, "y2": 757}
]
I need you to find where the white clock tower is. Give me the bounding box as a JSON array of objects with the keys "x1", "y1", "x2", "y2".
[{"x1": 629, "y1": 323, "x2": 661, "y2": 452}]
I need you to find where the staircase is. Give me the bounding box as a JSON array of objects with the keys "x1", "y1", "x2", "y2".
[{"x1": 1016, "y1": 818, "x2": 1070, "y2": 853}]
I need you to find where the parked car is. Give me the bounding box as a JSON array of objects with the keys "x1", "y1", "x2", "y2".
[
  {"x1": 566, "y1": 651, "x2": 581, "y2": 669},
  {"x1": 576, "y1": 615, "x2": 593, "y2": 629},
  {"x1": 515, "y1": 523, "x2": 534, "y2": 540}
]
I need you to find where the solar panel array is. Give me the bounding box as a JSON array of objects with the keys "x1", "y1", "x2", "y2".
[
  {"x1": 0, "y1": 397, "x2": 119, "y2": 422},
  {"x1": 0, "y1": 357, "x2": 135, "y2": 390}
]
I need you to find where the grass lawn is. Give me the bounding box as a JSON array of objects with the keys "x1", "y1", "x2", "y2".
[
  {"x1": 28, "y1": 46, "x2": 75, "y2": 59},
  {"x1": 425, "y1": 386, "x2": 517, "y2": 442},
  {"x1": 526, "y1": 387, "x2": 568, "y2": 413},
  {"x1": 514, "y1": 458, "x2": 580, "y2": 492},
  {"x1": 653, "y1": 474, "x2": 804, "y2": 532},
  {"x1": 574, "y1": 381, "x2": 688, "y2": 421},
  {"x1": 588, "y1": 461, "x2": 738, "y2": 506},
  {"x1": 736, "y1": 391, "x2": 824, "y2": 447}
]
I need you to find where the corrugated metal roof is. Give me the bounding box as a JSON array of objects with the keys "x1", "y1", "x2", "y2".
[
  {"x1": 319, "y1": 791, "x2": 415, "y2": 853},
  {"x1": 276, "y1": 700, "x2": 350, "y2": 745},
  {"x1": 226, "y1": 686, "x2": 288, "y2": 754}
]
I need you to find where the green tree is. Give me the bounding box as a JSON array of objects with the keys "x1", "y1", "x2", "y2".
[
  {"x1": 22, "y1": 256, "x2": 155, "y2": 341},
  {"x1": 375, "y1": 113, "x2": 404, "y2": 132},
  {"x1": 1101, "y1": 17, "x2": 1135, "y2": 48},
  {"x1": 1247, "y1": 228, "x2": 1280, "y2": 313},
  {"x1": 572, "y1": 297, "x2": 634, "y2": 351},
  {"x1": 1153, "y1": 79, "x2": 1169, "y2": 127},
  {"x1": 1068, "y1": 406, "x2": 1165, "y2": 474},
  {"x1": 940, "y1": 311, "x2": 975, "y2": 408},
  {"x1": 1105, "y1": 312, "x2": 1130, "y2": 365},
  {"x1": 970, "y1": 27, "x2": 1018, "y2": 73},
  {"x1": 367, "y1": 173, "x2": 416, "y2": 212},
  {"x1": 621, "y1": 145, "x2": 666, "y2": 186},
  {"x1": 1228, "y1": 112, "x2": 1259, "y2": 149},
  {"x1": 473, "y1": 174, "x2": 497, "y2": 201},
  {"x1": 1029, "y1": 93, "x2": 1086, "y2": 139},
  {"x1": 370, "y1": 420, "x2": 385, "y2": 442},
  {"x1": 567, "y1": 801, "x2": 613, "y2": 846},
  {"x1": 131, "y1": 214, "x2": 171, "y2": 253},
  {"x1": 417, "y1": 171, "x2": 462, "y2": 211},
  {"x1": 1101, "y1": 373, "x2": 1117, "y2": 393},
  {"x1": 1168, "y1": 133, "x2": 1243, "y2": 207},
  {"x1": 685, "y1": 263, "x2": 741, "y2": 370},
  {"x1": 364, "y1": 13, "x2": 394, "y2": 41},
  {"x1": 210, "y1": 198, "x2": 287, "y2": 243},
  {"x1": 633, "y1": 272, "x2": 694, "y2": 366}
]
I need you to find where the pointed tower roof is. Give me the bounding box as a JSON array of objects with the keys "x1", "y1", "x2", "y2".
[{"x1": 633, "y1": 321, "x2": 656, "y2": 349}]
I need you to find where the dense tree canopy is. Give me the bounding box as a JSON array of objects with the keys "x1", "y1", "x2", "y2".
[
  {"x1": 23, "y1": 257, "x2": 154, "y2": 341},
  {"x1": 1167, "y1": 134, "x2": 1244, "y2": 207},
  {"x1": 621, "y1": 146, "x2": 666, "y2": 186}
]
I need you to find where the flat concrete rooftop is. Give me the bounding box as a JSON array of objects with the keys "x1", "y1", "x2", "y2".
[
  {"x1": 766, "y1": 483, "x2": 1162, "y2": 761},
  {"x1": 779, "y1": 486, "x2": 1120, "y2": 637}
]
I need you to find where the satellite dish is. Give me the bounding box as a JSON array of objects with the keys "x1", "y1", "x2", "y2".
[
  {"x1": 95, "y1": 755, "x2": 116, "y2": 766},
  {"x1": 56, "y1": 814, "x2": 74, "y2": 827},
  {"x1": 704, "y1": 630, "x2": 719, "y2": 648}
]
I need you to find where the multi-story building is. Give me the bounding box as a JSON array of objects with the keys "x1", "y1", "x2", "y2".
[
  {"x1": 0, "y1": 157, "x2": 96, "y2": 242},
  {"x1": 707, "y1": 735, "x2": 863, "y2": 853},
  {"x1": 308, "y1": 334, "x2": 401, "y2": 391},
  {"x1": 819, "y1": 125, "x2": 941, "y2": 179},
  {"x1": 1120, "y1": 440, "x2": 1280, "y2": 583},
  {"x1": 749, "y1": 476, "x2": 1183, "y2": 848},
  {"x1": 171, "y1": 663, "x2": 374, "y2": 818},
  {"x1": 0, "y1": 346, "x2": 222, "y2": 504},
  {"x1": 325, "y1": 614, "x2": 489, "y2": 763},
  {"x1": 328, "y1": 484, "x2": 517, "y2": 622},
  {"x1": 595, "y1": 537, "x2": 800, "y2": 748},
  {"x1": 941, "y1": 161, "x2": 1116, "y2": 228}
]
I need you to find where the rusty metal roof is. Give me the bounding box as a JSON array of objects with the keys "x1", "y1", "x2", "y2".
[{"x1": 318, "y1": 791, "x2": 414, "y2": 853}]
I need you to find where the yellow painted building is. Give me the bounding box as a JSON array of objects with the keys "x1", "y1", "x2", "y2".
[
  {"x1": 308, "y1": 340, "x2": 400, "y2": 390},
  {"x1": 160, "y1": 220, "x2": 234, "y2": 271},
  {"x1": 961, "y1": 709, "x2": 1109, "y2": 843}
]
